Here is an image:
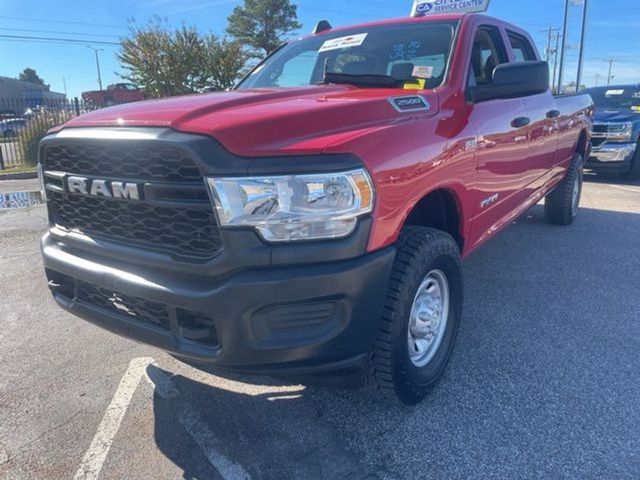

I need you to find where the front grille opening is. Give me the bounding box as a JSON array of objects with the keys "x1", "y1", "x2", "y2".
[
  {"x1": 77, "y1": 280, "x2": 171, "y2": 330},
  {"x1": 42, "y1": 139, "x2": 223, "y2": 261},
  {"x1": 42, "y1": 143, "x2": 201, "y2": 182},
  {"x1": 46, "y1": 269, "x2": 75, "y2": 299},
  {"x1": 177, "y1": 309, "x2": 219, "y2": 346},
  {"x1": 49, "y1": 191, "x2": 221, "y2": 260}
]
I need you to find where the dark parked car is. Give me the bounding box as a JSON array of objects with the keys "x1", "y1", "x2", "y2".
[
  {"x1": 586, "y1": 85, "x2": 640, "y2": 179},
  {"x1": 0, "y1": 118, "x2": 27, "y2": 138}
]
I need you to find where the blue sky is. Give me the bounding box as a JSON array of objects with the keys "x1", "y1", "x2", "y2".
[{"x1": 1, "y1": 0, "x2": 639, "y2": 98}]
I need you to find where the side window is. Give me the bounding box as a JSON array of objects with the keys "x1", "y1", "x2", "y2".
[
  {"x1": 508, "y1": 32, "x2": 536, "y2": 62},
  {"x1": 470, "y1": 26, "x2": 508, "y2": 85}
]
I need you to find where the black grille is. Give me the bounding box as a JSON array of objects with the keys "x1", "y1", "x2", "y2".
[
  {"x1": 77, "y1": 280, "x2": 171, "y2": 330},
  {"x1": 49, "y1": 191, "x2": 221, "y2": 259},
  {"x1": 42, "y1": 143, "x2": 201, "y2": 182},
  {"x1": 592, "y1": 137, "x2": 606, "y2": 148},
  {"x1": 592, "y1": 124, "x2": 608, "y2": 134}
]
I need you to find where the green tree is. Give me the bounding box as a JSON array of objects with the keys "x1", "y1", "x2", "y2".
[
  {"x1": 18, "y1": 68, "x2": 46, "y2": 86},
  {"x1": 117, "y1": 18, "x2": 248, "y2": 97},
  {"x1": 227, "y1": 0, "x2": 301, "y2": 58}
]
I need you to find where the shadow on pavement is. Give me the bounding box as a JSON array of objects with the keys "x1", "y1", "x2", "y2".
[{"x1": 148, "y1": 205, "x2": 640, "y2": 480}]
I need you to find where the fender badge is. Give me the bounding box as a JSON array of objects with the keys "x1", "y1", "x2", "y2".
[{"x1": 388, "y1": 95, "x2": 430, "y2": 113}]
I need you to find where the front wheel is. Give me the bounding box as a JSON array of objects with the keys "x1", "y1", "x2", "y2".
[
  {"x1": 545, "y1": 153, "x2": 583, "y2": 225},
  {"x1": 370, "y1": 227, "x2": 463, "y2": 405}
]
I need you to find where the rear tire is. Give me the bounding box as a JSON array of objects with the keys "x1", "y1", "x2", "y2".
[
  {"x1": 626, "y1": 144, "x2": 640, "y2": 181},
  {"x1": 545, "y1": 153, "x2": 583, "y2": 225},
  {"x1": 370, "y1": 227, "x2": 463, "y2": 405}
]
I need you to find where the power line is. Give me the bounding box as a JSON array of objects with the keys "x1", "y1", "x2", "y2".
[
  {"x1": 0, "y1": 15, "x2": 127, "y2": 30},
  {"x1": 0, "y1": 34, "x2": 119, "y2": 46},
  {"x1": 0, "y1": 27, "x2": 122, "y2": 39}
]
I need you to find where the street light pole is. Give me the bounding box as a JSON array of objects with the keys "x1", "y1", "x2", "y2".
[
  {"x1": 87, "y1": 45, "x2": 104, "y2": 91},
  {"x1": 575, "y1": 0, "x2": 588, "y2": 93}
]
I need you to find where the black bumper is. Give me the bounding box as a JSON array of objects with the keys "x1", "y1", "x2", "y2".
[{"x1": 41, "y1": 232, "x2": 395, "y2": 374}]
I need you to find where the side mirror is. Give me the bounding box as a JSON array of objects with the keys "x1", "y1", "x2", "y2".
[{"x1": 475, "y1": 61, "x2": 550, "y2": 102}]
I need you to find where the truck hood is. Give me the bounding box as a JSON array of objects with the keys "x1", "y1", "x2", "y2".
[
  {"x1": 593, "y1": 109, "x2": 640, "y2": 124},
  {"x1": 62, "y1": 86, "x2": 436, "y2": 156}
]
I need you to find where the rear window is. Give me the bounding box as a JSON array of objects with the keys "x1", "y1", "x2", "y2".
[{"x1": 507, "y1": 32, "x2": 537, "y2": 62}]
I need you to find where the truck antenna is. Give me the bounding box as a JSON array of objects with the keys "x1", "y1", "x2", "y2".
[{"x1": 313, "y1": 20, "x2": 332, "y2": 34}]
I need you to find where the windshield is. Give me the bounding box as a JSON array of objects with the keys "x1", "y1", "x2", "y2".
[
  {"x1": 588, "y1": 87, "x2": 640, "y2": 111},
  {"x1": 237, "y1": 21, "x2": 458, "y2": 90}
]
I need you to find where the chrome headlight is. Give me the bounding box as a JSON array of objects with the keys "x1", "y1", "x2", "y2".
[
  {"x1": 206, "y1": 168, "x2": 374, "y2": 242},
  {"x1": 608, "y1": 122, "x2": 633, "y2": 142}
]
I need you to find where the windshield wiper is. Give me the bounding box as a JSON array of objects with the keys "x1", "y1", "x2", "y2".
[{"x1": 320, "y1": 71, "x2": 405, "y2": 88}]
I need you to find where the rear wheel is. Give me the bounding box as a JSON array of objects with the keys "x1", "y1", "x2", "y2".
[
  {"x1": 370, "y1": 227, "x2": 463, "y2": 405},
  {"x1": 545, "y1": 153, "x2": 583, "y2": 225}
]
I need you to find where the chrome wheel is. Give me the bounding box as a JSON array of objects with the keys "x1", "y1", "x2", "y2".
[
  {"x1": 407, "y1": 269, "x2": 450, "y2": 367},
  {"x1": 571, "y1": 171, "x2": 581, "y2": 216}
]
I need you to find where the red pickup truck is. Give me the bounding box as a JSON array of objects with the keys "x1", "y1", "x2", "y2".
[
  {"x1": 81, "y1": 83, "x2": 145, "y2": 107},
  {"x1": 40, "y1": 13, "x2": 591, "y2": 404}
]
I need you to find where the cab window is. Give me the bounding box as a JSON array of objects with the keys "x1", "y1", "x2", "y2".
[
  {"x1": 507, "y1": 32, "x2": 537, "y2": 62},
  {"x1": 470, "y1": 26, "x2": 508, "y2": 85}
]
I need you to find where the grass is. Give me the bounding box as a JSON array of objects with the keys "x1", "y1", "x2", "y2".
[{"x1": 0, "y1": 164, "x2": 37, "y2": 177}]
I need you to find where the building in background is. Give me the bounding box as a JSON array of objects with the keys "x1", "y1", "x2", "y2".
[{"x1": 0, "y1": 76, "x2": 66, "y2": 116}]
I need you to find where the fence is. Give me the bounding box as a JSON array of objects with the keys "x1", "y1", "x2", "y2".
[{"x1": 0, "y1": 97, "x2": 137, "y2": 171}]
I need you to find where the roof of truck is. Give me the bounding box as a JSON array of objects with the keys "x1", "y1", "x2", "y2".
[{"x1": 312, "y1": 13, "x2": 501, "y2": 36}]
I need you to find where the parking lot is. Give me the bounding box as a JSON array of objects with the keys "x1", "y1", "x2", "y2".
[{"x1": 1, "y1": 175, "x2": 639, "y2": 480}]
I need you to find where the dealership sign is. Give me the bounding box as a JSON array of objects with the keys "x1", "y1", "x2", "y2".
[{"x1": 411, "y1": 0, "x2": 490, "y2": 17}]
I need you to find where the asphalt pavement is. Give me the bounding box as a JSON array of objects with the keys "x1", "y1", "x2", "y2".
[{"x1": 1, "y1": 174, "x2": 639, "y2": 480}]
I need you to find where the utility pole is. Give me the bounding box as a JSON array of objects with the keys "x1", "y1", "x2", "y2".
[
  {"x1": 62, "y1": 76, "x2": 68, "y2": 96},
  {"x1": 594, "y1": 73, "x2": 603, "y2": 86},
  {"x1": 603, "y1": 58, "x2": 617, "y2": 86},
  {"x1": 552, "y1": 32, "x2": 561, "y2": 94},
  {"x1": 541, "y1": 27, "x2": 560, "y2": 63},
  {"x1": 557, "y1": 0, "x2": 570, "y2": 93},
  {"x1": 87, "y1": 45, "x2": 104, "y2": 91},
  {"x1": 575, "y1": 0, "x2": 588, "y2": 93}
]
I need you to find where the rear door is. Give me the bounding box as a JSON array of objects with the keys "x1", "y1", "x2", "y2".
[
  {"x1": 467, "y1": 25, "x2": 531, "y2": 246},
  {"x1": 507, "y1": 30, "x2": 559, "y2": 190}
]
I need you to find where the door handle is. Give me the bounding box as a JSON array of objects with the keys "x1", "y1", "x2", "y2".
[
  {"x1": 511, "y1": 117, "x2": 530, "y2": 128},
  {"x1": 546, "y1": 109, "x2": 561, "y2": 119}
]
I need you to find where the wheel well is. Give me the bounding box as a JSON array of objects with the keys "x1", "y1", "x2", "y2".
[
  {"x1": 404, "y1": 189, "x2": 463, "y2": 251},
  {"x1": 576, "y1": 129, "x2": 588, "y2": 158}
]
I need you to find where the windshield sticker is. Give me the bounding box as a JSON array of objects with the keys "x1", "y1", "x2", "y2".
[
  {"x1": 605, "y1": 89, "x2": 624, "y2": 96},
  {"x1": 389, "y1": 95, "x2": 430, "y2": 112},
  {"x1": 412, "y1": 65, "x2": 434, "y2": 79},
  {"x1": 632, "y1": 106, "x2": 640, "y2": 113},
  {"x1": 319, "y1": 33, "x2": 368, "y2": 53},
  {"x1": 403, "y1": 79, "x2": 427, "y2": 90}
]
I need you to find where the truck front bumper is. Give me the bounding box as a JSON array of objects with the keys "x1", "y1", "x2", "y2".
[
  {"x1": 586, "y1": 143, "x2": 637, "y2": 172},
  {"x1": 41, "y1": 232, "x2": 395, "y2": 374}
]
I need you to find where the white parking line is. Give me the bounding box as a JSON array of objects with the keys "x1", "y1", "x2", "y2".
[
  {"x1": 145, "y1": 364, "x2": 252, "y2": 480},
  {"x1": 73, "y1": 357, "x2": 154, "y2": 480},
  {"x1": 74, "y1": 357, "x2": 251, "y2": 480}
]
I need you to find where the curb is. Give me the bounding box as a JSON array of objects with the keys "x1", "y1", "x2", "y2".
[{"x1": 0, "y1": 170, "x2": 38, "y2": 180}]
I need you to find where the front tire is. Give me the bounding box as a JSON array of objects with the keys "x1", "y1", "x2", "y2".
[
  {"x1": 545, "y1": 153, "x2": 583, "y2": 225},
  {"x1": 370, "y1": 227, "x2": 463, "y2": 405}
]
